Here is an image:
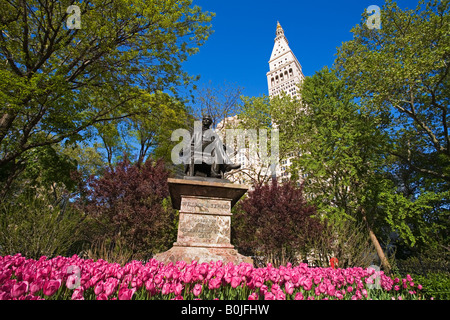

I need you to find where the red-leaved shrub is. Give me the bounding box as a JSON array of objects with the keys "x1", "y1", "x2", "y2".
[{"x1": 232, "y1": 180, "x2": 324, "y2": 266}]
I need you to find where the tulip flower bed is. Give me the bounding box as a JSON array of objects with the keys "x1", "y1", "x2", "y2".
[{"x1": 0, "y1": 253, "x2": 425, "y2": 300}]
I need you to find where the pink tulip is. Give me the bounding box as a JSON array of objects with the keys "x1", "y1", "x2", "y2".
[
  {"x1": 275, "y1": 291, "x2": 285, "y2": 300},
  {"x1": 327, "y1": 284, "x2": 336, "y2": 296},
  {"x1": 71, "y1": 288, "x2": 84, "y2": 300},
  {"x1": 260, "y1": 284, "x2": 268, "y2": 295},
  {"x1": 176, "y1": 261, "x2": 186, "y2": 270},
  {"x1": 96, "y1": 293, "x2": 108, "y2": 300},
  {"x1": 0, "y1": 291, "x2": 11, "y2": 300},
  {"x1": 193, "y1": 283, "x2": 202, "y2": 297},
  {"x1": 314, "y1": 286, "x2": 321, "y2": 296},
  {"x1": 285, "y1": 282, "x2": 294, "y2": 295},
  {"x1": 362, "y1": 289, "x2": 368, "y2": 298},
  {"x1": 66, "y1": 274, "x2": 80, "y2": 290},
  {"x1": 154, "y1": 274, "x2": 163, "y2": 285},
  {"x1": 29, "y1": 279, "x2": 44, "y2": 295},
  {"x1": 173, "y1": 282, "x2": 183, "y2": 296},
  {"x1": 264, "y1": 291, "x2": 275, "y2": 300},
  {"x1": 161, "y1": 282, "x2": 171, "y2": 295},
  {"x1": 11, "y1": 281, "x2": 28, "y2": 298},
  {"x1": 319, "y1": 282, "x2": 327, "y2": 294},
  {"x1": 294, "y1": 292, "x2": 304, "y2": 300},
  {"x1": 208, "y1": 277, "x2": 221, "y2": 290},
  {"x1": 104, "y1": 278, "x2": 119, "y2": 297},
  {"x1": 231, "y1": 276, "x2": 240, "y2": 289},
  {"x1": 43, "y1": 279, "x2": 61, "y2": 297},
  {"x1": 145, "y1": 279, "x2": 156, "y2": 296},
  {"x1": 198, "y1": 264, "x2": 208, "y2": 276},
  {"x1": 131, "y1": 277, "x2": 143, "y2": 289},
  {"x1": 118, "y1": 287, "x2": 135, "y2": 300},
  {"x1": 94, "y1": 281, "x2": 104, "y2": 295},
  {"x1": 303, "y1": 279, "x2": 312, "y2": 291},
  {"x1": 182, "y1": 271, "x2": 193, "y2": 283},
  {"x1": 255, "y1": 276, "x2": 264, "y2": 288},
  {"x1": 248, "y1": 292, "x2": 258, "y2": 300},
  {"x1": 0, "y1": 269, "x2": 12, "y2": 284}
]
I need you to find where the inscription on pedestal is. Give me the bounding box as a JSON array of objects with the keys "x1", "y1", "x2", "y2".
[
  {"x1": 181, "y1": 197, "x2": 231, "y2": 215},
  {"x1": 177, "y1": 213, "x2": 231, "y2": 245},
  {"x1": 180, "y1": 215, "x2": 218, "y2": 239}
]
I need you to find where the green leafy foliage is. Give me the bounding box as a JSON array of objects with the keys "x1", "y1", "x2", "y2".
[
  {"x1": 336, "y1": 0, "x2": 449, "y2": 187},
  {"x1": 0, "y1": 193, "x2": 86, "y2": 259},
  {"x1": 78, "y1": 156, "x2": 177, "y2": 260},
  {"x1": 0, "y1": 0, "x2": 214, "y2": 196}
]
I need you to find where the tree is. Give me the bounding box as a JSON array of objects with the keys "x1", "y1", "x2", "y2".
[
  {"x1": 336, "y1": 0, "x2": 449, "y2": 188},
  {"x1": 291, "y1": 67, "x2": 394, "y2": 272},
  {"x1": 92, "y1": 91, "x2": 192, "y2": 168},
  {"x1": 80, "y1": 156, "x2": 176, "y2": 260},
  {"x1": 225, "y1": 93, "x2": 295, "y2": 186},
  {"x1": 191, "y1": 81, "x2": 243, "y2": 129},
  {"x1": 232, "y1": 180, "x2": 324, "y2": 267},
  {"x1": 0, "y1": 0, "x2": 213, "y2": 197},
  {"x1": 335, "y1": 0, "x2": 449, "y2": 255}
]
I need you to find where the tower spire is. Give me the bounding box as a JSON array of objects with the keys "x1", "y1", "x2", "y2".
[
  {"x1": 266, "y1": 22, "x2": 304, "y2": 99},
  {"x1": 276, "y1": 21, "x2": 284, "y2": 37}
]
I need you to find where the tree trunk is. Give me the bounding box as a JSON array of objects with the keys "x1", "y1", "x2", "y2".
[{"x1": 361, "y1": 208, "x2": 392, "y2": 273}]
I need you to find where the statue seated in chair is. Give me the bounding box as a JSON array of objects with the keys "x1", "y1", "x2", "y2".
[{"x1": 182, "y1": 115, "x2": 240, "y2": 179}]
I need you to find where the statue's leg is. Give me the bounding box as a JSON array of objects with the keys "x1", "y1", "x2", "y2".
[{"x1": 210, "y1": 163, "x2": 221, "y2": 178}]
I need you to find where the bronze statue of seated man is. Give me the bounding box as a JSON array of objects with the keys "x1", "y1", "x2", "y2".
[{"x1": 183, "y1": 115, "x2": 240, "y2": 179}]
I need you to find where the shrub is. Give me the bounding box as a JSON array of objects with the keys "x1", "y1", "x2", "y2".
[
  {"x1": 232, "y1": 180, "x2": 324, "y2": 267},
  {"x1": 0, "y1": 194, "x2": 86, "y2": 259},
  {"x1": 308, "y1": 219, "x2": 379, "y2": 268},
  {"x1": 79, "y1": 156, "x2": 176, "y2": 260},
  {"x1": 405, "y1": 272, "x2": 450, "y2": 300}
]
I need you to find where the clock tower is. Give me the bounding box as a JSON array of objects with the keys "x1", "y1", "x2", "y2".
[{"x1": 266, "y1": 22, "x2": 304, "y2": 98}]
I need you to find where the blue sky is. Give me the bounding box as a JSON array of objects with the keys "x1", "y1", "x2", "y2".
[{"x1": 182, "y1": 0, "x2": 420, "y2": 99}]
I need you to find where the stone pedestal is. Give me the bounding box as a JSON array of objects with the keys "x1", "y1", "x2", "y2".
[{"x1": 153, "y1": 178, "x2": 253, "y2": 265}]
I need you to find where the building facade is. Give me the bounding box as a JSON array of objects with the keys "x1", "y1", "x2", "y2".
[
  {"x1": 267, "y1": 22, "x2": 304, "y2": 183},
  {"x1": 219, "y1": 22, "x2": 304, "y2": 185},
  {"x1": 267, "y1": 22, "x2": 304, "y2": 100}
]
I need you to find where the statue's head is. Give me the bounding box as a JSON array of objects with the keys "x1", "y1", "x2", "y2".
[{"x1": 202, "y1": 115, "x2": 213, "y2": 128}]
